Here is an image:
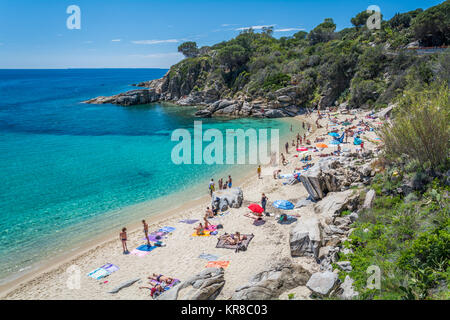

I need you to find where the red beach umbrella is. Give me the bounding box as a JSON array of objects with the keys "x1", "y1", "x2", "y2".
[{"x1": 248, "y1": 203, "x2": 264, "y2": 214}]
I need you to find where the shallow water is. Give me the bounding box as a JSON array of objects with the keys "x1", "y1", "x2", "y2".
[{"x1": 0, "y1": 69, "x2": 299, "y2": 284}]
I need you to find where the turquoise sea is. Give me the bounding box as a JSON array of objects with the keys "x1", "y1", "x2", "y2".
[{"x1": 0, "y1": 69, "x2": 298, "y2": 285}]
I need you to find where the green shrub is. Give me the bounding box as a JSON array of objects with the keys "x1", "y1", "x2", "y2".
[{"x1": 381, "y1": 83, "x2": 450, "y2": 169}]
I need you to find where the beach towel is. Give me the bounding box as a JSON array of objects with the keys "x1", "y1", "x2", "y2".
[
  {"x1": 130, "y1": 249, "x2": 151, "y2": 257},
  {"x1": 143, "y1": 233, "x2": 167, "y2": 242},
  {"x1": 205, "y1": 261, "x2": 230, "y2": 269},
  {"x1": 159, "y1": 226, "x2": 176, "y2": 233},
  {"x1": 108, "y1": 278, "x2": 140, "y2": 294},
  {"x1": 136, "y1": 244, "x2": 158, "y2": 252},
  {"x1": 278, "y1": 215, "x2": 298, "y2": 225},
  {"x1": 253, "y1": 219, "x2": 266, "y2": 226},
  {"x1": 87, "y1": 267, "x2": 110, "y2": 280},
  {"x1": 205, "y1": 225, "x2": 217, "y2": 231},
  {"x1": 215, "y1": 234, "x2": 254, "y2": 250},
  {"x1": 179, "y1": 219, "x2": 199, "y2": 224},
  {"x1": 100, "y1": 263, "x2": 119, "y2": 274},
  {"x1": 198, "y1": 253, "x2": 219, "y2": 261},
  {"x1": 191, "y1": 231, "x2": 211, "y2": 237}
]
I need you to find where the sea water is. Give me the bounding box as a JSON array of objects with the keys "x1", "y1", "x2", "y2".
[{"x1": 0, "y1": 69, "x2": 299, "y2": 284}]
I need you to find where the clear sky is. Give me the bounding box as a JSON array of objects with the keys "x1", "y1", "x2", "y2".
[{"x1": 0, "y1": 0, "x2": 443, "y2": 69}]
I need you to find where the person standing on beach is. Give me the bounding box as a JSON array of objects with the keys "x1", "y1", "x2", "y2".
[
  {"x1": 257, "y1": 165, "x2": 262, "y2": 179},
  {"x1": 261, "y1": 193, "x2": 268, "y2": 213},
  {"x1": 218, "y1": 178, "x2": 223, "y2": 190},
  {"x1": 142, "y1": 220, "x2": 151, "y2": 247},
  {"x1": 285, "y1": 142, "x2": 289, "y2": 154},
  {"x1": 209, "y1": 179, "x2": 215, "y2": 196},
  {"x1": 228, "y1": 175, "x2": 232, "y2": 188},
  {"x1": 120, "y1": 228, "x2": 128, "y2": 254}
]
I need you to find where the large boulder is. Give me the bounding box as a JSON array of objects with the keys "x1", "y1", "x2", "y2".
[
  {"x1": 290, "y1": 216, "x2": 321, "y2": 258},
  {"x1": 314, "y1": 190, "x2": 359, "y2": 223},
  {"x1": 306, "y1": 271, "x2": 339, "y2": 297},
  {"x1": 362, "y1": 189, "x2": 376, "y2": 209},
  {"x1": 212, "y1": 187, "x2": 243, "y2": 211},
  {"x1": 232, "y1": 259, "x2": 311, "y2": 300},
  {"x1": 157, "y1": 268, "x2": 225, "y2": 300}
]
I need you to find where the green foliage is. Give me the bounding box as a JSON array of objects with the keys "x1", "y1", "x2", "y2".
[
  {"x1": 351, "y1": 11, "x2": 372, "y2": 28},
  {"x1": 342, "y1": 170, "x2": 450, "y2": 300},
  {"x1": 216, "y1": 44, "x2": 249, "y2": 72},
  {"x1": 381, "y1": 83, "x2": 450, "y2": 168},
  {"x1": 262, "y1": 73, "x2": 291, "y2": 91},
  {"x1": 308, "y1": 18, "x2": 337, "y2": 45},
  {"x1": 167, "y1": 3, "x2": 448, "y2": 111},
  {"x1": 411, "y1": 1, "x2": 450, "y2": 47},
  {"x1": 177, "y1": 41, "x2": 199, "y2": 58}
]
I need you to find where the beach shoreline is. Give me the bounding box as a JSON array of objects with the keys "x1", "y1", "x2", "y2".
[{"x1": 0, "y1": 115, "x2": 310, "y2": 298}]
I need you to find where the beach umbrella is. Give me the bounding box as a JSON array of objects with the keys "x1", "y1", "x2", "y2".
[
  {"x1": 316, "y1": 143, "x2": 328, "y2": 149},
  {"x1": 248, "y1": 203, "x2": 264, "y2": 214},
  {"x1": 328, "y1": 132, "x2": 340, "y2": 138},
  {"x1": 272, "y1": 200, "x2": 295, "y2": 210}
]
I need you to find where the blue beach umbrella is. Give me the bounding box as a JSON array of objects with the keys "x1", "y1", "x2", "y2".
[
  {"x1": 328, "y1": 132, "x2": 340, "y2": 138},
  {"x1": 272, "y1": 200, "x2": 295, "y2": 210}
]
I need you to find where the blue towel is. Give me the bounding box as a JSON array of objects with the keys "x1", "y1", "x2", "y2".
[{"x1": 136, "y1": 244, "x2": 157, "y2": 252}]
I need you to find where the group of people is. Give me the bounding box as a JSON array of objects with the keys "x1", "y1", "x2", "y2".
[
  {"x1": 119, "y1": 219, "x2": 155, "y2": 254},
  {"x1": 209, "y1": 176, "x2": 232, "y2": 196}
]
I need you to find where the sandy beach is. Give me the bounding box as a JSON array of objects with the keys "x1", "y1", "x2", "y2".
[{"x1": 1, "y1": 109, "x2": 382, "y2": 300}]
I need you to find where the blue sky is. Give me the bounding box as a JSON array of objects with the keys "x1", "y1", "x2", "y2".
[{"x1": 0, "y1": 0, "x2": 443, "y2": 68}]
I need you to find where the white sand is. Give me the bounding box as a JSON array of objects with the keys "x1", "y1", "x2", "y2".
[{"x1": 1, "y1": 110, "x2": 382, "y2": 300}]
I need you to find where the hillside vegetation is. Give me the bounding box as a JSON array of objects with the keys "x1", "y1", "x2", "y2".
[{"x1": 168, "y1": 1, "x2": 449, "y2": 111}]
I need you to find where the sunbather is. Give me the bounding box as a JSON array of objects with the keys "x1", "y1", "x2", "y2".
[
  {"x1": 222, "y1": 232, "x2": 247, "y2": 245},
  {"x1": 194, "y1": 223, "x2": 205, "y2": 235},
  {"x1": 139, "y1": 282, "x2": 165, "y2": 298},
  {"x1": 205, "y1": 206, "x2": 214, "y2": 218},
  {"x1": 148, "y1": 274, "x2": 174, "y2": 285}
]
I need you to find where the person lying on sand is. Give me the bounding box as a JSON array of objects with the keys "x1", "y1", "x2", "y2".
[
  {"x1": 244, "y1": 212, "x2": 264, "y2": 221},
  {"x1": 221, "y1": 232, "x2": 247, "y2": 245},
  {"x1": 148, "y1": 274, "x2": 174, "y2": 285},
  {"x1": 139, "y1": 282, "x2": 165, "y2": 298},
  {"x1": 194, "y1": 223, "x2": 205, "y2": 235}
]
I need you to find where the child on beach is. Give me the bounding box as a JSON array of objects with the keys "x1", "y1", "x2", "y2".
[
  {"x1": 228, "y1": 175, "x2": 232, "y2": 188},
  {"x1": 119, "y1": 227, "x2": 128, "y2": 254}
]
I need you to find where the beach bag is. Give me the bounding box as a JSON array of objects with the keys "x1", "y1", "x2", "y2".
[{"x1": 235, "y1": 243, "x2": 247, "y2": 253}]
